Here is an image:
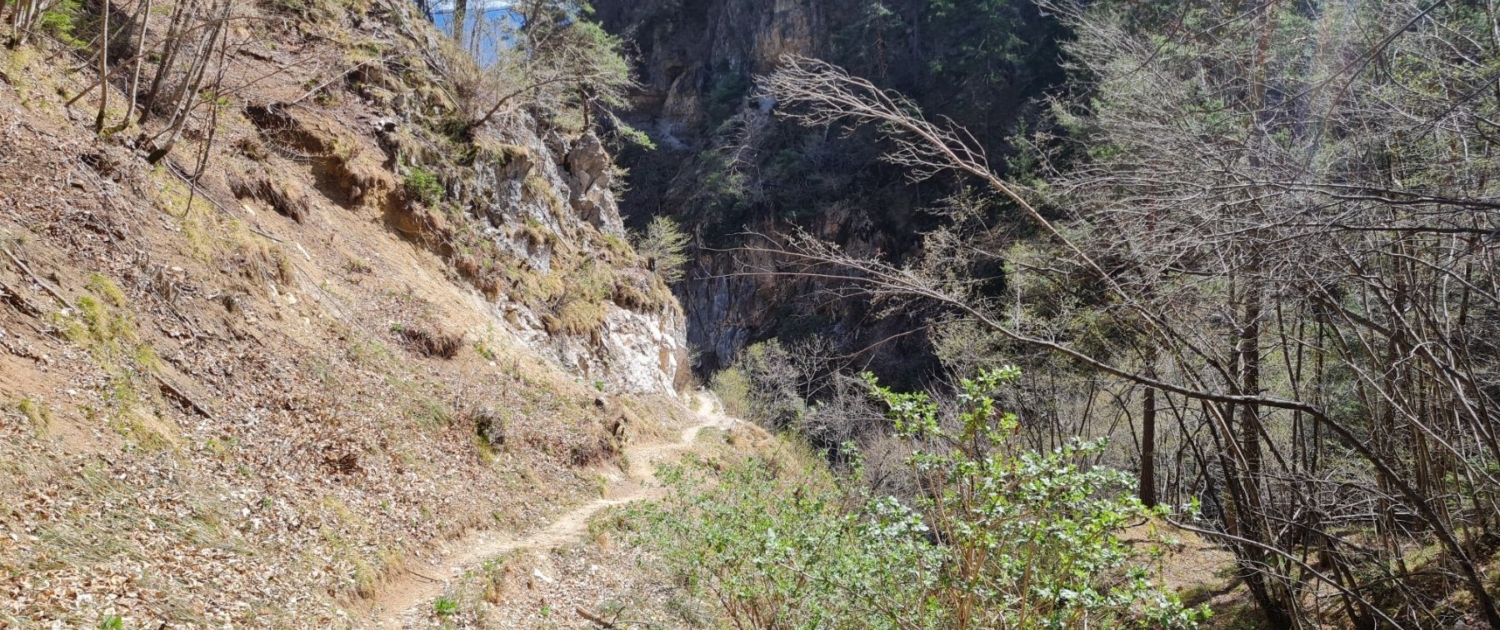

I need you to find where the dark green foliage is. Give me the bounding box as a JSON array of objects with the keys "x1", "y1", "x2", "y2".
[
  {"x1": 924, "y1": 0, "x2": 1030, "y2": 81},
  {"x1": 711, "y1": 340, "x2": 807, "y2": 430},
  {"x1": 706, "y1": 71, "x2": 750, "y2": 122}
]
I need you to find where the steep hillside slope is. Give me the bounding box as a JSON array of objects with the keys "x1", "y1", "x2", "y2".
[{"x1": 0, "y1": 0, "x2": 693, "y2": 626}]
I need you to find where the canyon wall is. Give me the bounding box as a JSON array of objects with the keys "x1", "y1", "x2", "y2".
[{"x1": 594, "y1": 0, "x2": 1064, "y2": 380}]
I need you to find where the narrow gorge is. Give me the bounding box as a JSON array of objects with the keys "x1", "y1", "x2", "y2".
[{"x1": 5, "y1": 0, "x2": 1500, "y2": 628}]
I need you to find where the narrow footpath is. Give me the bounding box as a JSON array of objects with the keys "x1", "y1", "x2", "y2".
[{"x1": 368, "y1": 393, "x2": 735, "y2": 628}]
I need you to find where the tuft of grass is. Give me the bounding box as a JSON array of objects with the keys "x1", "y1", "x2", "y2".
[
  {"x1": 347, "y1": 338, "x2": 392, "y2": 366},
  {"x1": 110, "y1": 408, "x2": 176, "y2": 451},
  {"x1": 85, "y1": 274, "x2": 127, "y2": 307},
  {"x1": 345, "y1": 258, "x2": 372, "y2": 274},
  {"x1": 385, "y1": 375, "x2": 454, "y2": 429},
  {"x1": 545, "y1": 259, "x2": 615, "y2": 336},
  {"x1": 55, "y1": 280, "x2": 159, "y2": 376},
  {"x1": 599, "y1": 232, "x2": 634, "y2": 260},
  {"x1": 473, "y1": 340, "x2": 497, "y2": 361},
  {"x1": 17, "y1": 397, "x2": 52, "y2": 434},
  {"x1": 434, "y1": 597, "x2": 458, "y2": 617},
  {"x1": 523, "y1": 174, "x2": 566, "y2": 220}
]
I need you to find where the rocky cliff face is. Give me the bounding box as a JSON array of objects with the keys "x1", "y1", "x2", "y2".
[
  {"x1": 596, "y1": 0, "x2": 823, "y2": 137},
  {"x1": 315, "y1": 2, "x2": 693, "y2": 395},
  {"x1": 249, "y1": 92, "x2": 690, "y2": 396},
  {"x1": 480, "y1": 127, "x2": 691, "y2": 396},
  {"x1": 430, "y1": 121, "x2": 689, "y2": 396},
  {"x1": 594, "y1": 0, "x2": 1062, "y2": 379}
]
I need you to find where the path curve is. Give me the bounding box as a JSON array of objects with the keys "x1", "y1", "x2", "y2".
[{"x1": 367, "y1": 392, "x2": 734, "y2": 628}]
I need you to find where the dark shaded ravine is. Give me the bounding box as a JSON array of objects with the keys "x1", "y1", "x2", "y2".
[{"x1": 591, "y1": 0, "x2": 1066, "y2": 379}]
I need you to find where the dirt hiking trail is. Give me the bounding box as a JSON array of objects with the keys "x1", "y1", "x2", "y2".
[{"x1": 367, "y1": 393, "x2": 735, "y2": 628}]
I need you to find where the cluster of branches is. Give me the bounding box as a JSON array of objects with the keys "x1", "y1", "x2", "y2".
[
  {"x1": 9, "y1": 0, "x2": 247, "y2": 168},
  {"x1": 754, "y1": 0, "x2": 1500, "y2": 626},
  {"x1": 431, "y1": 0, "x2": 633, "y2": 134}
]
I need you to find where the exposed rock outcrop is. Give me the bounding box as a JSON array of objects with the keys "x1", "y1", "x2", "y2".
[
  {"x1": 565, "y1": 132, "x2": 627, "y2": 237},
  {"x1": 452, "y1": 126, "x2": 686, "y2": 396}
]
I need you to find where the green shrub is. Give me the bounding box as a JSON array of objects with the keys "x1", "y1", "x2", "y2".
[
  {"x1": 709, "y1": 366, "x2": 752, "y2": 420},
  {"x1": 403, "y1": 166, "x2": 444, "y2": 207},
  {"x1": 634, "y1": 367, "x2": 1208, "y2": 630},
  {"x1": 633, "y1": 216, "x2": 690, "y2": 283},
  {"x1": 17, "y1": 397, "x2": 51, "y2": 434},
  {"x1": 40, "y1": 0, "x2": 85, "y2": 48},
  {"x1": 716, "y1": 339, "x2": 807, "y2": 430}
]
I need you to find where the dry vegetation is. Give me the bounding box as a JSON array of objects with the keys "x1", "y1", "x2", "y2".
[
  {"x1": 740, "y1": 2, "x2": 1500, "y2": 624},
  {"x1": 0, "y1": 0, "x2": 685, "y2": 626}
]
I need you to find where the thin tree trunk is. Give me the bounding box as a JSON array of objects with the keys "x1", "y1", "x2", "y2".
[
  {"x1": 1141, "y1": 361, "x2": 1158, "y2": 508},
  {"x1": 93, "y1": 0, "x2": 109, "y2": 132},
  {"x1": 450, "y1": 0, "x2": 467, "y2": 47},
  {"x1": 139, "y1": 0, "x2": 190, "y2": 124},
  {"x1": 117, "y1": 0, "x2": 152, "y2": 130}
]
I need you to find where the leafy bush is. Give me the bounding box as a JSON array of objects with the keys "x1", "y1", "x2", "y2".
[
  {"x1": 710, "y1": 365, "x2": 753, "y2": 419},
  {"x1": 403, "y1": 166, "x2": 444, "y2": 207},
  {"x1": 635, "y1": 367, "x2": 1208, "y2": 630},
  {"x1": 709, "y1": 339, "x2": 808, "y2": 430}
]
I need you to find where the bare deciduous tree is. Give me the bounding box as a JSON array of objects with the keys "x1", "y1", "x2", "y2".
[{"x1": 755, "y1": 0, "x2": 1500, "y2": 620}]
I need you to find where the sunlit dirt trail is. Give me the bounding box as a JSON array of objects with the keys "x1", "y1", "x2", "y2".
[{"x1": 368, "y1": 393, "x2": 733, "y2": 628}]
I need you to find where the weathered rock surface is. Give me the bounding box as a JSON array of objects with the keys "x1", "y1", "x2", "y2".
[{"x1": 499, "y1": 296, "x2": 689, "y2": 396}]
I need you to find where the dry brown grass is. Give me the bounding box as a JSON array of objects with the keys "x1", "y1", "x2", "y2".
[
  {"x1": 230, "y1": 170, "x2": 314, "y2": 223},
  {"x1": 396, "y1": 325, "x2": 465, "y2": 359},
  {"x1": 0, "y1": 2, "x2": 677, "y2": 625}
]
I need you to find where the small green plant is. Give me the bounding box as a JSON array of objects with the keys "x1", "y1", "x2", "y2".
[
  {"x1": 345, "y1": 258, "x2": 372, "y2": 274},
  {"x1": 97, "y1": 615, "x2": 123, "y2": 630},
  {"x1": 200, "y1": 90, "x2": 232, "y2": 108},
  {"x1": 433, "y1": 597, "x2": 458, "y2": 617},
  {"x1": 403, "y1": 166, "x2": 444, "y2": 207}
]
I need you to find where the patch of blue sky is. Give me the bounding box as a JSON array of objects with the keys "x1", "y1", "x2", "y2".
[{"x1": 430, "y1": 2, "x2": 522, "y2": 63}]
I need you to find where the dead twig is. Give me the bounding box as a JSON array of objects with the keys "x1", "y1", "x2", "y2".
[
  {"x1": 576, "y1": 608, "x2": 617, "y2": 629},
  {"x1": 0, "y1": 281, "x2": 43, "y2": 317},
  {"x1": 405, "y1": 568, "x2": 443, "y2": 583},
  {"x1": 576, "y1": 608, "x2": 653, "y2": 628},
  {"x1": 154, "y1": 372, "x2": 216, "y2": 420},
  {"x1": 2, "y1": 247, "x2": 71, "y2": 309}
]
